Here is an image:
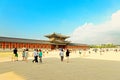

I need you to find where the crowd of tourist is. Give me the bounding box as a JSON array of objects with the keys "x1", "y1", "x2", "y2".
[
  {"x1": 12, "y1": 48, "x2": 71, "y2": 63},
  {"x1": 11, "y1": 47, "x2": 120, "y2": 63}
]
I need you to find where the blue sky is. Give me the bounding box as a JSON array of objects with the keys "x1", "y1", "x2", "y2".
[{"x1": 0, "y1": 0, "x2": 120, "y2": 44}]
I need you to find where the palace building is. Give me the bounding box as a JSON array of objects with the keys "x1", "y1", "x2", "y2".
[{"x1": 0, "y1": 33, "x2": 89, "y2": 51}]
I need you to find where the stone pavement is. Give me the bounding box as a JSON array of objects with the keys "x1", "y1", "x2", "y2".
[
  {"x1": 0, "y1": 50, "x2": 120, "y2": 80},
  {"x1": 1, "y1": 57, "x2": 120, "y2": 80}
]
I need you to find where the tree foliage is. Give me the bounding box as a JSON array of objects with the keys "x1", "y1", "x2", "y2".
[{"x1": 90, "y1": 44, "x2": 117, "y2": 48}]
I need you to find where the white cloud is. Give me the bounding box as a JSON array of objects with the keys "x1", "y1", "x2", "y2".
[{"x1": 69, "y1": 10, "x2": 120, "y2": 44}]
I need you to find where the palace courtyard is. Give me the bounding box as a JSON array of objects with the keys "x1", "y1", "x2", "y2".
[{"x1": 0, "y1": 50, "x2": 120, "y2": 80}]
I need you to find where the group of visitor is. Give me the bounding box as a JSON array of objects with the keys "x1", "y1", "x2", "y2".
[
  {"x1": 59, "y1": 49, "x2": 70, "y2": 63},
  {"x1": 22, "y1": 48, "x2": 29, "y2": 62},
  {"x1": 32, "y1": 49, "x2": 43, "y2": 63},
  {"x1": 12, "y1": 48, "x2": 18, "y2": 61},
  {"x1": 12, "y1": 48, "x2": 43, "y2": 63},
  {"x1": 12, "y1": 48, "x2": 70, "y2": 63},
  {"x1": 12, "y1": 48, "x2": 29, "y2": 62}
]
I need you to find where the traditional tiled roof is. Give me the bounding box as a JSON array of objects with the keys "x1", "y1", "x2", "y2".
[
  {"x1": 0, "y1": 36, "x2": 88, "y2": 46},
  {"x1": 0, "y1": 36, "x2": 51, "y2": 44},
  {"x1": 45, "y1": 32, "x2": 70, "y2": 38}
]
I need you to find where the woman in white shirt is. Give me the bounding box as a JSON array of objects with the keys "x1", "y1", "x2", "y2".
[
  {"x1": 59, "y1": 49, "x2": 64, "y2": 62},
  {"x1": 25, "y1": 48, "x2": 29, "y2": 62},
  {"x1": 32, "y1": 49, "x2": 38, "y2": 63}
]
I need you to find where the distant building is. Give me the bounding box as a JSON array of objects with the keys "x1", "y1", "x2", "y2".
[{"x1": 0, "y1": 33, "x2": 89, "y2": 51}]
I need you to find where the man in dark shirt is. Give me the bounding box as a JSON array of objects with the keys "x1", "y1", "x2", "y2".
[{"x1": 13, "y1": 48, "x2": 18, "y2": 61}]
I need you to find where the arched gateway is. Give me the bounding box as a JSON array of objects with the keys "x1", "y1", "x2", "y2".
[{"x1": 0, "y1": 33, "x2": 89, "y2": 50}]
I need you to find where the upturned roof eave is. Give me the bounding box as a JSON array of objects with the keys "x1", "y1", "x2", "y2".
[{"x1": 44, "y1": 33, "x2": 70, "y2": 39}]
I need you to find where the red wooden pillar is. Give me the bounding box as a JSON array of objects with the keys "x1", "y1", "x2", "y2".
[
  {"x1": 50, "y1": 45, "x2": 52, "y2": 49},
  {"x1": 14, "y1": 43, "x2": 16, "y2": 48},
  {"x1": 8, "y1": 42, "x2": 10, "y2": 49},
  {"x1": 46, "y1": 44, "x2": 48, "y2": 49},
  {"x1": 38, "y1": 44, "x2": 40, "y2": 48},
  {"x1": 27, "y1": 43, "x2": 29, "y2": 48},
  {"x1": 32, "y1": 44, "x2": 34, "y2": 48},
  {"x1": 21, "y1": 43, "x2": 23, "y2": 48},
  {"x1": 20, "y1": 43, "x2": 22, "y2": 48},
  {"x1": 12, "y1": 43, "x2": 14, "y2": 48},
  {"x1": 36, "y1": 44, "x2": 38, "y2": 48},
  {"x1": 4, "y1": 42, "x2": 7, "y2": 49},
  {"x1": 4, "y1": 42, "x2": 6, "y2": 49},
  {"x1": 43, "y1": 44, "x2": 45, "y2": 48},
  {"x1": 47, "y1": 44, "x2": 49, "y2": 49},
  {"x1": 3, "y1": 42, "x2": 5, "y2": 49},
  {"x1": 37, "y1": 44, "x2": 39, "y2": 48},
  {"x1": 33, "y1": 44, "x2": 35, "y2": 48},
  {"x1": 39, "y1": 44, "x2": 41, "y2": 48},
  {"x1": 32, "y1": 44, "x2": 34, "y2": 49},
  {"x1": 23, "y1": 43, "x2": 25, "y2": 48},
  {"x1": 49, "y1": 45, "x2": 51, "y2": 49},
  {"x1": 26, "y1": 43, "x2": 28, "y2": 48},
  {"x1": 35, "y1": 44, "x2": 37, "y2": 48},
  {"x1": 34, "y1": 44, "x2": 35, "y2": 48},
  {"x1": 15, "y1": 43, "x2": 17, "y2": 48},
  {"x1": 2, "y1": 42, "x2": 5, "y2": 49},
  {"x1": 23, "y1": 43, "x2": 26, "y2": 48},
  {"x1": 30, "y1": 44, "x2": 32, "y2": 49},
  {"x1": 29, "y1": 43, "x2": 31, "y2": 48},
  {"x1": 43, "y1": 44, "x2": 45, "y2": 49},
  {"x1": 18, "y1": 43, "x2": 20, "y2": 48},
  {"x1": 9, "y1": 42, "x2": 11, "y2": 49},
  {"x1": 26, "y1": 43, "x2": 27, "y2": 48},
  {"x1": 12, "y1": 42, "x2": 15, "y2": 48},
  {"x1": 13, "y1": 43, "x2": 15, "y2": 48},
  {"x1": 30, "y1": 43, "x2": 32, "y2": 48},
  {"x1": 11, "y1": 42, "x2": 13, "y2": 49},
  {"x1": 0, "y1": 42, "x2": 1, "y2": 49},
  {"x1": 22, "y1": 43, "x2": 23, "y2": 48},
  {"x1": 1, "y1": 42, "x2": 3, "y2": 49},
  {"x1": 41, "y1": 44, "x2": 43, "y2": 48},
  {"x1": 16, "y1": 43, "x2": 18, "y2": 48}
]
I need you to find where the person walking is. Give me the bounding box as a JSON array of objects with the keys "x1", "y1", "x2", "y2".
[
  {"x1": 25, "y1": 48, "x2": 29, "y2": 62},
  {"x1": 13, "y1": 48, "x2": 18, "y2": 61},
  {"x1": 38, "y1": 49, "x2": 43, "y2": 63},
  {"x1": 66, "y1": 49, "x2": 70, "y2": 63},
  {"x1": 22, "y1": 49, "x2": 25, "y2": 61},
  {"x1": 32, "y1": 49, "x2": 38, "y2": 63},
  {"x1": 59, "y1": 49, "x2": 64, "y2": 62}
]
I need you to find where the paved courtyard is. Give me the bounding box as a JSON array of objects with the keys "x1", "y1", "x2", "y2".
[{"x1": 1, "y1": 56, "x2": 120, "y2": 80}]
